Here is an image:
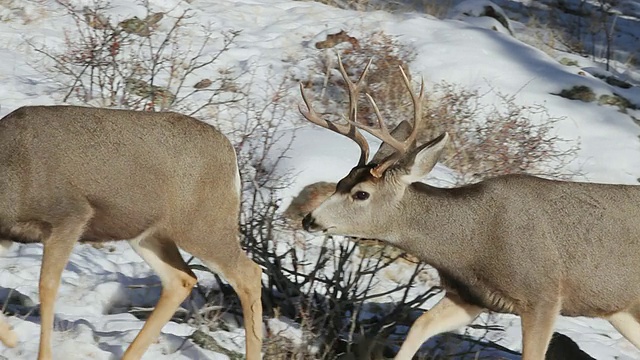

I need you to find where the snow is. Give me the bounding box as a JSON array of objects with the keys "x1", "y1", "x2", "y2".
[{"x1": 1, "y1": 0, "x2": 640, "y2": 359}]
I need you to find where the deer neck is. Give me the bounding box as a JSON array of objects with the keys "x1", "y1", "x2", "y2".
[{"x1": 384, "y1": 181, "x2": 487, "y2": 269}]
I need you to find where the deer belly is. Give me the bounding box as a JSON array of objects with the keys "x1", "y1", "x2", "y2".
[
  {"x1": 559, "y1": 280, "x2": 640, "y2": 317},
  {"x1": 439, "y1": 271, "x2": 522, "y2": 314}
]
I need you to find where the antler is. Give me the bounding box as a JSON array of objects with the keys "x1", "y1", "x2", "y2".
[
  {"x1": 349, "y1": 66, "x2": 425, "y2": 178},
  {"x1": 298, "y1": 54, "x2": 372, "y2": 166}
]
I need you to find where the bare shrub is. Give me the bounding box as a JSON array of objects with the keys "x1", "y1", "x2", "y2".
[
  {"x1": 423, "y1": 83, "x2": 581, "y2": 184},
  {"x1": 28, "y1": 0, "x2": 242, "y2": 115},
  {"x1": 307, "y1": 29, "x2": 415, "y2": 128},
  {"x1": 245, "y1": 218, "x2": 438, "y2": 359},
  {"x1": 230, "y1": 106, "x2": 440, "y2": 358}
]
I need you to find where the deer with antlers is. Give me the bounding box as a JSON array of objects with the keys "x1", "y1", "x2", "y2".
[{"x1": 298, "y1": 56, "x2": 640, "y2": 360}]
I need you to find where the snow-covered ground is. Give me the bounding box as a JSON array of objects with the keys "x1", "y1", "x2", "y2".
[{"x1": 1, "y1": 0, "x2": 640, "y2": 359}]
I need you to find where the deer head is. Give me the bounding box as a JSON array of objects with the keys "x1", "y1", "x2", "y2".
[{"x1": 299, "y1": 55, "x2": 449, "y2": 241}]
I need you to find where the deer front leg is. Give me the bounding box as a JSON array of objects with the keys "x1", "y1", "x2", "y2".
[
  {"x1": 0, "y1": 240, "x2": 17, "y2": 348},
  {"x1": 123, "y1": 235, "x2": 197, "y2": 360},
  {"x1": 394, "y1": 292, "x2": 484, "y2": 360},
  {"x1": 38, "y1": 217, "x2": 91, "y2": 360},
  {"x1": 203, "y1": 254, "x2": 263, "y2": 360},
  {"x1": 607, "y1": 301, "x2": 640, "y2": 350},
  {"x1": 520, "y1": 301, "x2": 561, "y2": 360}
]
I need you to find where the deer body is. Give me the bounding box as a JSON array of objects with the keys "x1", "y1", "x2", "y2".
[
  {"x1": 392, "y1": 176, "x2": 640, "y2": 317},
  {"x1": 0, "y1": 105, "x2": 263, "y2": 360},
  {"x1": 298, "y1": 56, "x2": 640, "y2": 359}
]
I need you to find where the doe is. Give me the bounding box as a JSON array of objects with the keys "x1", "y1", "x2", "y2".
[{"x1": 0, "y1": 106, "x2": 263, "y2": 360}]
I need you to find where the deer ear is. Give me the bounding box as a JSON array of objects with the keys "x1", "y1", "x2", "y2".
[{"x1": 400, "y1": 132, "x2": 449, "y2": 184}]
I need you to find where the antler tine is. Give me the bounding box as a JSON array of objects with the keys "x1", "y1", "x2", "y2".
[
  {"x1": 298, "y1": 82, "x2": 370, "y2": 166},
  {"x1": 346, "y1": 65, "x2": 426, "y2": 177},
  {"x1": 336, "y1": 53, "x2": 373, "y2": 100},
  {"x1": 336, "y1": 54, "x2": 373, "y2": 165},
  {"x1": 348, "y1": 94, "x2": 408, "y2": 177},
  {"x1": 399, "y1": 65, "x2": 424, "y2": 150},
  {"x1": 356, "y1": 93, "x2": 411, "y2": 153}
]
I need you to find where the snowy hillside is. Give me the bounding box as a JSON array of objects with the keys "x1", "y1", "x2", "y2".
[{"x1": 1, "y1": 0, "x2": 640, "y2": 359}]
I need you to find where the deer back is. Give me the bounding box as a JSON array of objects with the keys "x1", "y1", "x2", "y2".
[{"x1": 0, "y1": 105, "x2": 240, "y2": 244}]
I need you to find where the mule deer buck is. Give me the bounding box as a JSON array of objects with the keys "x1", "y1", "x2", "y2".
[
  {"x1": 0, "y1": 106, "x2": 263, "y2": 360},
  {"x1": 298, "y1": 57, "x2": 640, "y2": 360}
]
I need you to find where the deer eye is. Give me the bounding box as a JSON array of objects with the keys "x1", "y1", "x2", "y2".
[{"x1": 352, "y1": 191, "x2": 370, "y2": 201}]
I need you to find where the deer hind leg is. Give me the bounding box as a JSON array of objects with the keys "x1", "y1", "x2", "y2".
[
  {"x1": 0, "y1": 240, "x2": 11, "y2": 255},
  {"x1": 0, "y1": 309, "x2": 17, "y2": 349},
  {"x1": 394, "y1": 292, "x2": 484, "y2": 360},
  {"x1": 122, "y1": 234, "x2": 197, "y2": 360},
  {"x1": 200, "y1": 246, "x2": 263, "y2": 360},
  {"x1": 38, "y1": 214, "x2": 92, "y2": 360},
  {"x1": 520, "y1": 300, "x2": 561, "y2": 360},
  {"x1": 0, "y1": 240, "x2": 17, "y2": 348},
  {"x1": 607, "y1": 302, "x2": 640, "y2": 349}
]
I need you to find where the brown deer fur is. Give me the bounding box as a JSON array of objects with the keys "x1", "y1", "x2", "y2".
[{"x1": 0, "y1": 105, "x2": 263, "y2": 360}]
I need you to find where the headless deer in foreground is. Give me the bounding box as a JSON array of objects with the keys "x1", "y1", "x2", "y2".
[
  {"x1": 298, "y1": 56, "x2": 640, "y2": 360},
  {"x1": 0, "y1": 106, "x2": 263, "y2": 360}
]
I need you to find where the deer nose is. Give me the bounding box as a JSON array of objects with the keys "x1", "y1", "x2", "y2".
[{"x1": 302, "y1": 213, "x2": 315, "y2": 231}]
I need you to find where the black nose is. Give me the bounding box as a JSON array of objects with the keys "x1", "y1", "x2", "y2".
[{"x1": 302, "y1": 213, "x2": 315, "y2": 231}]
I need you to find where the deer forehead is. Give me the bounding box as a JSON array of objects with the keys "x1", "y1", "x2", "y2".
[{"x1": 335, "y1": 166, "x2": 380, "y2": 194}]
